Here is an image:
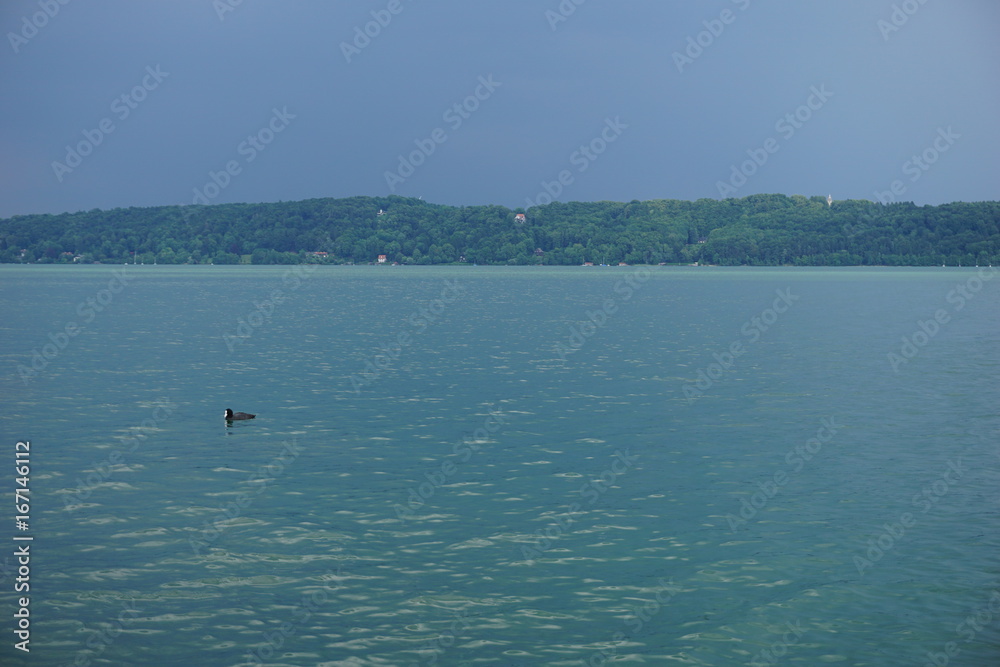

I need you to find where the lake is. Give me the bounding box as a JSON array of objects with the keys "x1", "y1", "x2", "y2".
[{"x1": 1, "y1": 264, "x2": 998, "y2": 666}]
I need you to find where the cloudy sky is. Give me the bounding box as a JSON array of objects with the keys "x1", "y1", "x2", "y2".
[{"x1": 1, "y1": 0, "x2": 997, "y2": 218}]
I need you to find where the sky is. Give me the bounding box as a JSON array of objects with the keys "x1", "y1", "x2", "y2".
[{"x1": 1, "y1": 0, "x2": 998, "y2": 218}]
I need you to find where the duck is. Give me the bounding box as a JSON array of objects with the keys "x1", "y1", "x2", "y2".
[{"x1": 224, "y1": 409, "x2": 256, "y2": 421}]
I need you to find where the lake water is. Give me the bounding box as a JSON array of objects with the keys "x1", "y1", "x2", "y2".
[{"x1": 0, "y1": 265, "x2": 998, "y2": 666}]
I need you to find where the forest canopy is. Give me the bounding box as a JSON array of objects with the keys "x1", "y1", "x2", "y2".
[{"x1": 1, "y1": 194, "x2": 997, "y2": 266}]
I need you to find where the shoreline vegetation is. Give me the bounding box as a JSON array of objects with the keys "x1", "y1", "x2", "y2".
[{"x1": 2, "y1": 194, "x2": 997, "y2": 267}]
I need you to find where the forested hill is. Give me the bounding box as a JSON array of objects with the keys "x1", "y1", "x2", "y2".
[{"x1": 2, "y1": 194, "x2": 998, "y2": 266}]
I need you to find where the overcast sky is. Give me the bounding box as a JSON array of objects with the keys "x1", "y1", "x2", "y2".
[{"x1": 1, "y1": 0, "x2": 997, "y2": 218}]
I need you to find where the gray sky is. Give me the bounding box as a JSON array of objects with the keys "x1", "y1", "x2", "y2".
[{"x1": 1, "y1": 0, "x2": 997, "y2": 218}]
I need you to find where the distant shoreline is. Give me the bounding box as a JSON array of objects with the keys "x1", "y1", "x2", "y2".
[{"x1": 3, "y1": 194, "x2": 997, "y2": 267}]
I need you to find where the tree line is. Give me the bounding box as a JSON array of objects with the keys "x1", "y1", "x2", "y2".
[{"x1": 1, "y1": 194, "x2": 997, "y2": 266}]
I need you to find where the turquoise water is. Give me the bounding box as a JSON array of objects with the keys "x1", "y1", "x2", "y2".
[{"x1": 1, "y1": 265, "x2": 998, "y2": 666}]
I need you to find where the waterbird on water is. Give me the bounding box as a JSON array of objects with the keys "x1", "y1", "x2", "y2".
[{"x1": 224, "y1": 409, "x2": 256, "y2": 421}]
